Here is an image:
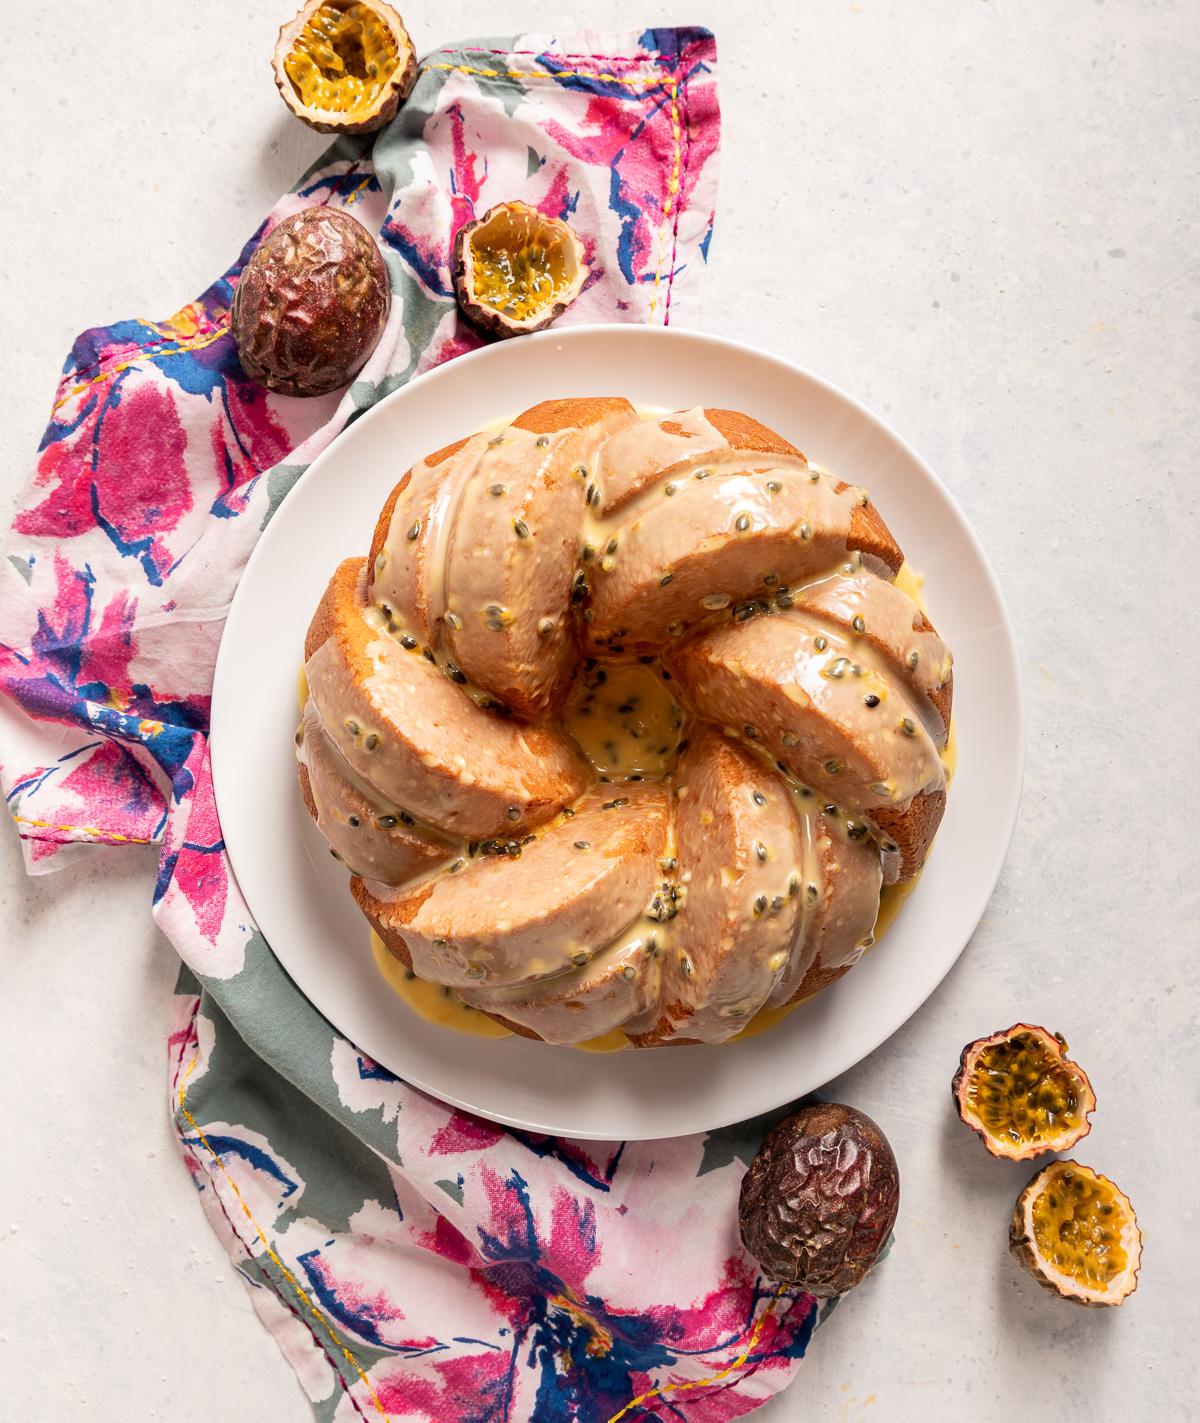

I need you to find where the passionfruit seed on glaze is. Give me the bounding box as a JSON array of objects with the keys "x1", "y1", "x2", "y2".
[
  {"x1": 953, "y1": 1023, "x2": 1096, "y2": 1161},
  {"x1": 1009, "y1": 1159, "x2": 1141, "y2": 1306},
  {"x1": 738, "y1": 1102, "x2": 900, "y2": 1296},
  {"x1": 452, "y1": 201, "x2": 589, "y2": 338},
  {"x1": 231, "y1": 207, "x2": 390, "y2": 399},
  {"x1": 273, "y1": 0, "x2": 417, "y2": 135}
]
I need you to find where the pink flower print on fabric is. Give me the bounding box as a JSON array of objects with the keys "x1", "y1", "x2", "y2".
[
  {"x1": 18, "y1": 379, "x2": 192, "y2": 586},
  {"x1": 16, "y1": 439, "x2": 97, "y2": 541},
  {"x1": 372, "y1": 1349, "x2": 518, "y2": 1423},
  {"x1": 445, "y1": 100, "x2": 486, "y2": 237},
  {"x1": 291, "y1": 1241, "x2": 416, "y2": 1354},
  {"x1": 430, "y1": 1109, "x2": 507, "y2": 1155},
  {"x1": 374, "y1": 26, "x2": 719, "y2": 345},
  {"x1": 548, "y1": 1188, "x2": 603, "y2": 1295},
  {"x1": 56, "y1": 740, "x2": 165, "y2": 838},
  {"x1": 153, "y1": 735, "x2": 233, "y2": 954},
  {"x1": 0, "y1": 27, "x2": 825, "y2": 1423},
  {"x1": 90, "y1": 381, "x2": 192, "y2": 554},
  {"x1": 7, "y1": 736, "x2": 165, "y2": 859},
  {"x1": 75, "y1": 583, "x2": 139, "y2": 696},
  {"x1": 418, "y1": 1213, "x2": 479, "y2": 1269}
]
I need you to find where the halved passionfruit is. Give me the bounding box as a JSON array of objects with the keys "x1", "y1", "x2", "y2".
[
  {"x1": 273, "y1": 1, "x2": 417, "y2": 135},
  {"x1": 953, "y1": 1023, "x2": 1095, "y2": 1160},
  {"x1": 1010, "y1": 1160, "x2": 1141, "y2": 1306},
  {"x1": 452, "y1": 202, "x2": 589, "y2": 339}
]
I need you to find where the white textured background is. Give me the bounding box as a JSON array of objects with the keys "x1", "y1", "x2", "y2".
[{"x1": 2, "y1": 1, "x2": 1197, "y2": 1418}]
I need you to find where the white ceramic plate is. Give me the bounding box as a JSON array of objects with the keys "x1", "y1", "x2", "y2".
[{"x1": 211, "y1": 326, "x2": 1023, "y2": 1141}]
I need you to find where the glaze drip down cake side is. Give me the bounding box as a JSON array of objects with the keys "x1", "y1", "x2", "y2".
[{"x1": 297, "y1": 398, "x2": 954, "y2": 1046}]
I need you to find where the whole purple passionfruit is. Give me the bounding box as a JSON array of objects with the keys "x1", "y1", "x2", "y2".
[
  {"x1": 231, "y1": 206, "x2": 390, "y2": 398},
  {"x1": 739, "y1": 1102, "x2": 900, "y2": 1296}
]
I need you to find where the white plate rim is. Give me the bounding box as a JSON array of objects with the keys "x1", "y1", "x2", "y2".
[{"x1": 210, "y1": 324, "x2": 1025, "y2": 1140}]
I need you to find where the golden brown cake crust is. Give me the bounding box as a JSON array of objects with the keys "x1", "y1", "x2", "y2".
[
  {"x1": 303, "y1": 559, "x2": 347, "y2": 664},
  {"x1": 841, "y1": 488, "x2": 905, "y2": 578},
  {"x1": 699, "y1": 408, "x2": 805, "y2": 459},
  {"x1": 510, "y1": 396, "x2": 636, "y2": 435},
  {"x1": 872, "y1": 786, "x2": 947, "y2": 883},
  {"x1": 479, "y1": 1010, "x2": 544, "y2": 1040},
  {"x1": 700, "y1": 409, "x2": 802, "y2": 458},
  {"x1": 351, "y1": 876, "x2": 417, "y2": 970},
  {"x1": 436, "y1": 397, "x2": 638, "y2": 718},
  {"x1": 781, "y1": 958, "x2": 853, "y2": 1008},
  {"x1": 916, "y1": 608, "x2": 955, "y2": 735},
  {"x1": 298, "y1": 760, "x2": 319, "y2": 822},
  {"x1": 367, "y1": 469, "x2": 413, "y2": 581},
  {"x1": 625, "y1": 997, "x2": 703, "y2": 1048}
]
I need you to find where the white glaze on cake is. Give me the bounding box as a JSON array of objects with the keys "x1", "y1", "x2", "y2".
[{"x1": 298, "y1": 400, "x2": 955, "y2": 1046}]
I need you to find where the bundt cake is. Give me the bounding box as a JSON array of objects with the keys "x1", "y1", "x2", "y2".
[{"x1": 297, "y1": 398, "x2": 954, "y2": 1046}]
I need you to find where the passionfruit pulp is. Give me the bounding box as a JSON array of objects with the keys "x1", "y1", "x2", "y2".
[
  {"x1": 953, "y1": 1023, "x2": 1096, "y2": 1161},
  {"x1": 738, "y1": 1102, "x2": 900, "y2": 1296},
  {"x1": 452, "y1": 202, "x2": 589, "y2": 339},
  {"x1": 231, "y1": 207, "x2": 390, "y2": 398},
  {"x1": 273, "y1": 0, "x2": 417, "y2": 135},
  {"x1": 1009, "y1": 1159, "x2": 1141, "y2": 1306}
]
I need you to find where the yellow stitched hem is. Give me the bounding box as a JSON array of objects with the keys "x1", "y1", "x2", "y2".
[
  {"x1": 425, "y1": 61, "x2": 671, "y2": 89},
  {"x1": 605, "y1": 1283, "x2": 789, "y2": 1423},
  {"x1": 11, "y1": 812, "x2": 158, "y2": 845},
  {"x1": 341, "y1": 175, "x2": 373, "y2": 207},
  {"x1": 52, "y1": 322, "x2": 231, "y2": 414},
  {"x1": 178, "y1": 1053, "x2": 394, "y2": 1422},
  {"x1": 180, "y1": 1030, "x2": 777, "y2": 1423},
  {"x1": 646, "y1": 79, "x2": 682, "y2": 324}
]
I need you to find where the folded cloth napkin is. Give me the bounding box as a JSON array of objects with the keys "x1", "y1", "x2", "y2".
[{"x1": 1, "y1": 29, "x2": 833, "y2": 1421}]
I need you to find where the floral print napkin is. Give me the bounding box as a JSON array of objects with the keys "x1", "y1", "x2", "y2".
[{"x1": 0, "y1": 29, "x2": 831, "y2": 1421}]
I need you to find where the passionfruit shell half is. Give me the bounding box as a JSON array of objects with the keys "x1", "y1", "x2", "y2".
[
  {"x1": 738, "y1": 1102, "x2": 900, "y2": 1296},
  {"x1": 273, "y1": 0, "x2": 417, "y2": 135},
  {"x1": 953, "y1": 1023, "x2": 1096, "y2": 1161},
  {"x1": 1009, "y1": 1159, "x2": 1141, "y2": 1307},
  {"x1": 452, "y1": 201, "x2": 589, "y2": 339},
  {"x1": 231, "y1": 206, "x2": 390, "y2": 398}
]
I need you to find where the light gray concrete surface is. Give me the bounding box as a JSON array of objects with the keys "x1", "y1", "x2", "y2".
[{"x1": 2, "y1": 1, "x2": 1197, "y2": 1418}]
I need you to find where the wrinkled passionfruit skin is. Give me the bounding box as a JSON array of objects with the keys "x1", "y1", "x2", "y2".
[
  {"x1": 452, "y1": 201, "x2": 589, "y2": 339},
  {"x1": 952, "y1": 1023, "x2": 1096, "y2": 1162},
  {"x1": 738, "y1": 1102, "x2": 900, "y2": 1296},
  {"x1": 231, "y1": 208, "x2": 390, "y2": 399},
  {"x1": 273, "y1": 0, "x2": 417, "y2": 136},
  {"x1": 1009, "y1": 1160, "x2": 1141, "y2": 1307}
]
